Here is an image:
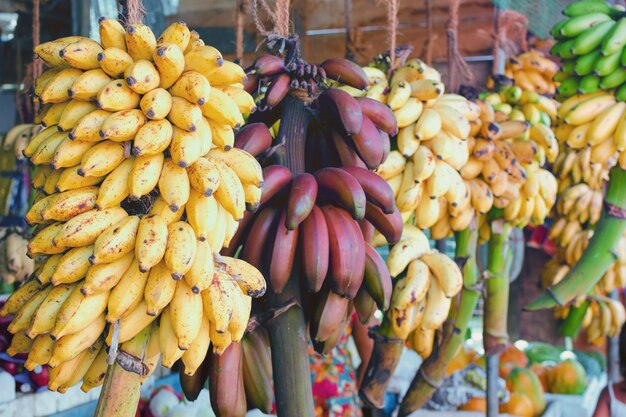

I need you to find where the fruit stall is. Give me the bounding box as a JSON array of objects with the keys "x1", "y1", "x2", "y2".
[{"x1": 0, "y1": 0, "x2": 624, "y2": 416}]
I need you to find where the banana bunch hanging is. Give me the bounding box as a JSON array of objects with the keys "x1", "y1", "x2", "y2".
[{"x1": 1, "y1": 18, "x2": 267, "y2": 394}]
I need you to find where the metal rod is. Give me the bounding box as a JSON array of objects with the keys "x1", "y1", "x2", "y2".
[{"x1": 486, "y1": 354, "x2": 500, "y2": 417}]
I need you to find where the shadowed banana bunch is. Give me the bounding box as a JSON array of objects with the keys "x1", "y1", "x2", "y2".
[
  {"x1": 0, "y1": 228, "x2": 33, "y2": 285},
  {"x1": 2, "y1": 18, "x2": 267, "y2": 395},
  {"x1": 487, "y1": 49, "x2": 559, "y2": 96}
]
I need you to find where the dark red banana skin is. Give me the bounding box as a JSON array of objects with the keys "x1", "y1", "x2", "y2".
[
  {"x1": 265, "y1": 73, "x2": 291, "y2": 109},
  {"x1": 254, "y1": 54, "x2": 286, "y2": 76},
  {"x1": 354, "y1": 285, "x2": 378, "y2": 324},
  {"x1": 221, "y1": 210, "x2": 255, "y2": 257},
  {"x1": 358, "y1": 218, "x2": 375, "y2": 243},
  {"x1": 260, "y1": 165, "x2": 292, "y2": 206},
  {"x1": 328, "y1": 128, "x2": 367, "y2": 169},
  {"x1": 234, "y1": 123, "x2": 273, "y2": 157},
  {"x1": 364, "y1": 243, "x2": 392, "y2": 310},
  {"x1": 321, "y1": 206, "x2": 365, "y2": 298},
  {"x1": 320, "y1": 58, "x2": 369, "y2": 90},
  {"x1": 350, "y1": 114, "x2": 384, "y2": 170},
  {"x1": 285, "y1": 173, "x2": 318, "y2": 230},
  {"x1": 310, "y1": 290, "x2": 349, "y2": 342},
  {"x1": 319, "y1": 88, "x2": 363, "y2": 136},
  {"x1": 241, "y1": 206, "x2": 279, "y2": 270},
  {"x1": 356, "y1": 97, "x2": 399, "y2": 136},
  {"x1": 312, "y1": 300, "x2": 352, "y2": 354},
  {"x1": 268, "y1": 209, "x2": 299, "y2": 294},
  {"x1": 235, "y1": 363, "x2": 247, "y2": 417},
  {"x1": 306, "y1": 122, "x2": 340, "y2": 172},
  {"x1": 364, "y1": 203, "x2": 403, "y2": 244},
  {"x1": 180, "y1": 351, "x2": 211, "y2": 401},
  {"x1": 300, "y1": 205, "x2": 329, "y2": 293},
  {"x1": 209, "y1": 341, "x2": 245, "y2": 417},
  {"x1": 379, "y1": 129, "x2": 390, "y2": 165},
  {"x1": 243, "y1": 73, "x2": 259, "y2": 95},
  {"x1": 315, "y1": 167, "x2": 366, "y2": 220},
  {"x1": 241, "y1": 328, "x2": 274, "y2": 414},
  {"x1": 341, "y1": 166, "x2": 396, "y2": 214}
]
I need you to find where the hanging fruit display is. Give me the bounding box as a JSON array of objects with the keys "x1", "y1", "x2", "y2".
[{"x1": 0, "y1": 18, "x2": 268, "y2": 393}]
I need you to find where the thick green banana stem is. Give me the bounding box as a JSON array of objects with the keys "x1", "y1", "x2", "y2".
[
  {"x1": 398, "y1": 226, "x2": 479, "y2": 417},
  {"x1": 94, "y1": 363, "x2": 141, "y2": 417},
  {"x1": 359, "y1": 320, "x2": 404, "y2": 409},
  {"x1": 527, "y1": 166, "x2": 626, "y2": 310},
  {"x1": 265, "y1": 94, "x2": 315, "y2": 417},
  {"x1": 561, "y1": 299, "x2": 590, "y2": 338},
  {"x1": 484, "y1": 221, "x2": 512, "y2": 354}
]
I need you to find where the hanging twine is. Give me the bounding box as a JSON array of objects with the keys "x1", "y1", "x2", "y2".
[
  {"x1": 125, "y1": 0, "x2": 146, "y2": 25},
  {"x1": 32, "y1": 0, "x2": 42, "y2": 81},
  {"x1": 252, "y1": 0, "x2": 291, "y2": 39},
  {"x1": 17, "y1": 0, "x2": 42, "y2": 122},
  {"x1": 344, "y1": 0, "x2": 355, "y2": 61},
  {"x1": 420, "y1": 0, "x2": 436, "y2": 65},
  {"x1": 446, "y1": 0, "x2": 473, "y2": 93},
  {"x1": 386, "y1": 0, "x2": 399, "y2": 71},
  {"x1": 492, "y1": 9, "x2": 529, "y2": 75},
  {"x1": 236, "y1": 0, "x2": 246, "y2": 64}
]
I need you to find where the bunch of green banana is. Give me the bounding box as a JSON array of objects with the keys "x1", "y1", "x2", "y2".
[
  {"x1": 2, "y1": 18, "x2": 267, "y2": 395},
  {"x1": 549, "y1": 0, "x2": 626, "y2": 99}
]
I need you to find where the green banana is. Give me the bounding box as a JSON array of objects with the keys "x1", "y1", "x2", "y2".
[
  {"x1": 602, "y1": 17, "x2": 626, "y2": 56},
  {"x1": 579, "y1": 74, "x2": 601, "y2": 94},
  {"x1": 600, "y1": 67, "x2": 626, "y2": 89},
  {"x1": 558, "y1": 76, "x2": 580, "y2": 97},
  {"x1": 616, "y1": 83, "x2": 626, "y2": 101},
  {"x1": 560, "y1": 13, "x2": 613, "y2": 38},
  {"x1": 575, "y1": 50, "x2": 602, "y2": 76},
  {"x1": 553, "y1": 71, "x2": 570, "y2": 83},
  {"x1": 594, "y1": 49, "x2": 622, "y2": 76},
  {"x1": 552, "y1": 39, "x2": 577, "y2": 59},
  {"x1": 571, "y1": 20, "x2": 615, "y2": 55},
  {"x1": 564, "y1": 0, "x2": 618, "y2": 17},
  {"x1": 562, "y1": 60, "x2": 576, "y2": 75}
]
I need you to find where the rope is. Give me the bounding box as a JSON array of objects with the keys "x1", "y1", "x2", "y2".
[
  {"x1": 386, "y1": 0, "x2": 399, "y2": 71},
  {"x1": 420, "y1": 0, "x2": 436, "y2": 65},
  {"x1": 252, "y1": 0, "x2": 290, "y2": 38},
  {"x1": 125, "y1": 0, "x2": 146, "y2": 25},
  {"x1": 32, "y1": 0, "x2": 42, "y2": 82},
  {"x1": 236, "y1": 0, "x2": 246, "y2": 64},
  {"x1": 446, "y1": 0, "x2": 473, "y2": 93},
  {"x1": 493, "y1": 9, "x2": 529, "y2": 75},
  {"x1": 344, "y1": 0, "x2": 355, "y2": 61}
]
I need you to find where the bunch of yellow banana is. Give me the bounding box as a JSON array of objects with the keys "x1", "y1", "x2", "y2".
[
  {"x1": 1, "y1": 18, "x2": 266, "y2": 394},
  {"x1": 482, "y1": 86, "x2": 558, "y2": 129},
  {"x1": 379, "y1": 225, "x2": 463, "y2": 357},
  {"x1": 488, "y1": 49, "x2": 559, "y2": 96},
  {"x1": 363, "y1": 61, "x2": 484, "y2": 239},
  {"x1": 0, "y1": 228, "x2": 34, "y2": 284}
]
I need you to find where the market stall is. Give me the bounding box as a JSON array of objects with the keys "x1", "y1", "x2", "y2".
[{"x1": 0, "y1": 0, "x2": 623, "y2": 416}]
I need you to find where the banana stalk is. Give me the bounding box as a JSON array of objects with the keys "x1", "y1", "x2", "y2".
[
  {"x1": 527, "y1": 167, "x2": 626, "y2": 310},
  {"x1": 561, "y1": 299, "x2": 590, "y2": 338},
  {"x1": 398, "y1": 226, "x2": 479, "y2": 416},
  {"x1": 94, "y1": 363, "x2": 141, "y2": 417},
  {"x1": 265, "y1": 93, "x2": 316, "y2": 417},
  {"x1": 484, "y1": 220, "x2": 511, "y2": 353}
]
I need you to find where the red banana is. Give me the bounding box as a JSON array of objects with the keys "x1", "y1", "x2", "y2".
[
  {"x1": 341, "y1": 166, "x2": 396, "y2": 214},
  {"x1": 312, "y1": 301, "x2": 352, "y2": 354},
  {"x1": 241, "y1": 206, "x2": 279, "y2": 270},
  {"x1": 354, "y1": 285, "x2": 378, "y2": 324},
  {"x1": 320, "y1": 58, "x2": 369, "y2": 90},
  {"x1": 322, "y1": 205, "x2": 365, "y2": 298},
  {"x1": 180, "y1": 353, "x2": 211, "y2": 401},
  {"x1": 328, "y1": 128, "x2": 367, "y2": 169},
  {"x1": 208, "y1": 342, "x2": 245, "y2": 417},
  {"x1": 265, "y1": 73, "x2": 291, "y2": 109},
  {"x1": 379, "y1": 129, "x2": 390, "y2": 165},
  {"x1": 358, "y1": 218, "x2": 375, "y2": 243},
  {"x1": 364, "y1": 202, "x2": 402, "y2": 244},
  {"x1": 268, "y1": 209, "x2": 299, "y2": 293},
  {"x1": 356, "y1": 97, "x2": 398, "y2": 136},
  {"x1": 315, "y1": 167, "x2": 366, "y2": 220},
  {"x1": 241, "y1": 328, "x2": 274, "y2": 414},
  {"x1": 243, "y1": 73, "x2": 259, "y2": 95},
  {"x1": 350, "y1": 114, "x2": 384, "y2": 169},
  {"x1": 234, "y1": 123, "x2": 273, "y2": 157},
  {"x1": 285, "y1": 173, "x2": 318, "y2": 230},
  {"x1": 319, "y1": 88, "x2": 363, "y2": 136},
  {"x1": 260, "y1": 165, "x2": 292, "y2": 206},
  {"x1": 253, "y1": 54, "x2": 286, "y2": 76},
  {"x1": 310, "y1": 289, "x2": 349, "y2": 342},
  {"x1": 364, "y1": 243, "x2": 392, "y2": 310},
  {"x1": 300, "y1": 205, "x2": 329, "y2": 293}
]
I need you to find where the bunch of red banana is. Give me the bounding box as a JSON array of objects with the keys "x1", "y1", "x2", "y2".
[{"x1": 223, "y1": 164, "x2": 399, "y2": 351}]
